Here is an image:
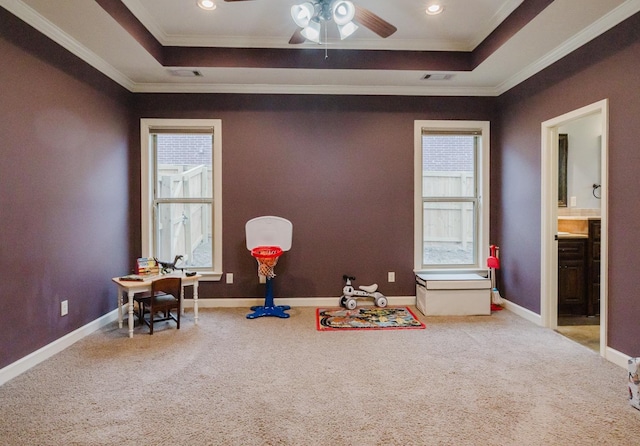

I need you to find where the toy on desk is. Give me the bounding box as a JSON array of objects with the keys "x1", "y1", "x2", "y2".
[
  {"x1": 136, "y1": 257, "x2": 160, "y2": 276},
  {"x1": 119, "y1": 274, "x2": 144, "y2": 281},
  {"x1": 154, "y1": 255, "x2": 184, "y2": 274},
  {"x1": 340, "y1": 275, "x2": 387, "y2": 310}
]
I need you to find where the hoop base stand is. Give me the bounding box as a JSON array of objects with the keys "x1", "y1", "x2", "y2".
[{"x1": 246, "y1": 277, "x2": 290, "y2": 319}]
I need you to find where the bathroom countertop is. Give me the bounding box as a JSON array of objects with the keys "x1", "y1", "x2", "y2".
[
  {"x1": 557, "y1": 232, "x2": 588, "y2": 239},
  {"x1": 557, "y1": 216, "x2": 601, "y2": 220}
]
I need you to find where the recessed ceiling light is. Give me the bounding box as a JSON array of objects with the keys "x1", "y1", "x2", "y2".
[
  {"x1": 197, "y1": 0, "x2": 216, "y2": 11},
  {"x1": 425, "y1": 4, "x2": 443, "y2": 15}
]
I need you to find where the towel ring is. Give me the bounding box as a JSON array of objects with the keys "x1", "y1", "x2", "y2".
[{"x1": 592, "y1": 184, "x2": 601, "y2": 199}]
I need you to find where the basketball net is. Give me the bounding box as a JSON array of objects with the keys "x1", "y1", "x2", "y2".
[{"x1": 251, "y1": 246, "x2": 283, "y2": 279}]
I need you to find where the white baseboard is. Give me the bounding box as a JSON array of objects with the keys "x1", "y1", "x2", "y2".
[
  {"x1": 0, "y1": 310, "x2": 119, "y2": 386},
  {"x1": 501, "y1": 299, "x2": 543, "y2": 325},
  {"x1": 183, "y1": 296, "x2": 417, "y2": 308},
  {"x1": 606, "y1": 346, "x2": 633, "y2": 369}
]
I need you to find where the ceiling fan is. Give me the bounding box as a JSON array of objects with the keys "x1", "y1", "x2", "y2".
[{"x1": 224, "y1": 0, "x2": 397, "y2": 44}]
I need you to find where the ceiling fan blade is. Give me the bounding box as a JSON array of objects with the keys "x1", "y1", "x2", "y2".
[
  {"x1": 224, "y1": 0, "x2": 255, "y2": 2},
  {"x1": 289, "y1": 28, "x2": 306, "y2": 44},
  {"x1": 354, "y1": 5, "x2": 397, "y2": 38}
]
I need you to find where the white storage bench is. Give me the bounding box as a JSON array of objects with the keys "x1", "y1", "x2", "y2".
[{"x1": 416, "y1": 273, "x2": 491, "y2": 316}]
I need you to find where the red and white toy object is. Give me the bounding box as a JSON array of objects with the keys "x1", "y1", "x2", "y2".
[{"x1": 488, "y1": 245, "x2": 503, "y2": 308}]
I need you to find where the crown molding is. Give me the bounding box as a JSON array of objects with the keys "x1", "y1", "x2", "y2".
[
  {"x1": 496, "y1": 0, "x2": 640, "y2": 95},
  {"x1": 120, "y1": 0, "x2": 165, "y2": 43},
  {"x1": 129, "y1": 81, "x2": 499, "y2": 97},
  {"x1": 0, "y1": 0, "x2": 136, "y2": 90},
  {"x1": 164, "y1": 35, "x2": 471, "y2": 51},
  {"x1": 467, "y1": 0, "x2": 525, "y2": 50}
]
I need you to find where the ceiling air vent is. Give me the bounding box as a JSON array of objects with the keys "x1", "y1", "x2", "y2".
[
  {"x1": 168, "y1": 69, "x2": 203, "y2": 77},
  {"x1": 422, "y1": 73, "x2": 453, "y2": 81}
]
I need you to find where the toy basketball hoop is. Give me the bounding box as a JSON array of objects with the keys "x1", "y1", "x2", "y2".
[
  {"x1": 251, "y1": 245, "x2": 283, "y2": 279},
  {"x1": 245, "y1": 216, "x2": 293, "y2": 319}
]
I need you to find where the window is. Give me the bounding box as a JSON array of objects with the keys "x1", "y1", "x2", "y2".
[
  {"x1": 414, "y1": 121, "x2": 489, "y2": 272},
  {"x1": 141, "y1": 119, "x2": 222, "y2": 280}
]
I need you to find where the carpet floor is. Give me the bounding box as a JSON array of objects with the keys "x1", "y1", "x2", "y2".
[{"x1": 0, "y1": 307, "x2": 637, "y2": 445}]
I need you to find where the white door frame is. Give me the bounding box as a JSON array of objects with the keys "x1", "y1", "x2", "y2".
[{"x1": 540, "y1": 99, "x2": 608, "y2": 357}]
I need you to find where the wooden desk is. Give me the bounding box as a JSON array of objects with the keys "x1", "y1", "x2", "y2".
[{"x1": 112, "y1": 272, "x2": 201, "y2": 338}]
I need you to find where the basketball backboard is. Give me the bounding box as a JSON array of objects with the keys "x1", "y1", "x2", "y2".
[{"x1": 245, "y1": 216, "x2": 293, "y2": 251}]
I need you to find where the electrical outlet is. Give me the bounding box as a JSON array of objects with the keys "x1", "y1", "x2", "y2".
[
  {"x1": 570, "y1": 196, "x2": 577, "y2": 207},
  {"x1": 61, "y1": 300, "x2": 68, "y2": 316},
  {"x1": 388, "y1": 272, "x2": 395, "y2": 282},
  {"x1": 226, "y1": 273, "x2": 233, "y2": 284}
]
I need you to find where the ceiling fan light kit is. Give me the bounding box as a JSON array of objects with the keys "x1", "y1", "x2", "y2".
[
  {"x1": 289, "y1": 0, "x2": 384, "y2": 43},
  {"x1": 227, "y1": 0, "x2": 397, "y2": 44}
]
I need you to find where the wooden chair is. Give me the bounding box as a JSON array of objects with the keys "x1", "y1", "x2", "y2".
[{"x1": 134, "y1": 277, "x2": 182, "y2": 334}]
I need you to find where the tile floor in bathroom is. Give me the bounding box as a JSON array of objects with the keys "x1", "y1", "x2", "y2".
[{"x1": 556, "y1": 316, "x2": 600, "y2": 352}]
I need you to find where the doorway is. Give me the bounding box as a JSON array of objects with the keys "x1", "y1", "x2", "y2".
[{"x1": 540, "y1": 99, "x2": 608, "y2": 357}]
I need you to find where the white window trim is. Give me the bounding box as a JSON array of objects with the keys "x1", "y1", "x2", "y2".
[
  {"x1": 414, "y1": 120, "x2": 490, "y2": 274},
  {"x1": 141, "y1": 118, "x2": 223, "y2": 281}
]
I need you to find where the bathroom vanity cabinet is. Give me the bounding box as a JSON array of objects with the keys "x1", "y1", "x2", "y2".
[
  {"x1": 557, "y1": 217, "x2": 601, "y2": 318},
  {"x1": 558, "y1": 238, "x2": 587, "y2": 317}
]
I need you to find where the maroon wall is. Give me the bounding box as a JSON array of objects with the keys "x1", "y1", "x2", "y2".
[
  {"x1": 496, "y1": 12, "x2": 640, "y2": 355},
  {"x1": 133, "y1": 95, "x2": 496, "y2": 300},
  {"x1": 0, "y1": 10, "x2": 133, "y2": 368}
]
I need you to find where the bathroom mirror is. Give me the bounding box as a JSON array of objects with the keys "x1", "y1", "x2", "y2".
[{"x1": 558, "y1": 133, "x2": 568, "y2": 207}]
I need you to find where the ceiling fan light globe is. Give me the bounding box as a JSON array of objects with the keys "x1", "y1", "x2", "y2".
[
  {"x1": 291, "y1": 2, "x2": 315, "y2": 28},
  {"x1": 338, "y1": 21, "x2": 358, "y2": 40},
  {"x1": 300, "y1": 19, "x2": 321, "y2": 43},
  {"x1": 332, "y1": 1, "x2": 355, "y2": 26}
]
